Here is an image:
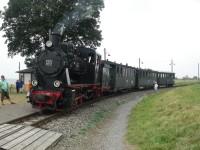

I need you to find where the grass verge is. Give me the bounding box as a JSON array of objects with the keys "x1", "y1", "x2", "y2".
[
  {"x1": 126, "y1": 84, "x2": 200, "y2": 150},
  {"x1": 175, "y1": 79, "x2": 200, "y2": 86},
  {"x1": 79, "y1": 100, "x2": 127, "y2": 135}
]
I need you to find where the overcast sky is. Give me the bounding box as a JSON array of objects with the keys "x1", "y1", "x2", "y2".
[{"x1": 1, "y1": 0, "x2": 200, "y2": 79}]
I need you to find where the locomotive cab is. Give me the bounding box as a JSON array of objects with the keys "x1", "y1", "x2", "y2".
[{"x1": 69, "y1": 47, "x2": 101, "y2": 84}]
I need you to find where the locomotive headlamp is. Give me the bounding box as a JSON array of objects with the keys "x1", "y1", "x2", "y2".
[
  {"x1": 46, "y1": 41, "x2": 53, "y2": 47},
  {"x1": 54, "y1": 80, "x2": 61, "y2": 88},
  {"x1": 32, "y1": 80, "x2": 38, "y2": 87}
]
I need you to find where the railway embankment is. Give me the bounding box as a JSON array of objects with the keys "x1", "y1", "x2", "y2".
[{"x1": 126, "y1": 84, "x2": 200, "y2": 150}]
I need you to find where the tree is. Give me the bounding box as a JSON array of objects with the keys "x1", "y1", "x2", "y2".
[{"x1": 0, "y1": 0, "x2": 104, "y2": 66}]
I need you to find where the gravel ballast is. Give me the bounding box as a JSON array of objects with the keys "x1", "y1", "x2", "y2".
[{"x1": 44, "y1": 90, "x2": 154, "y2": 150}]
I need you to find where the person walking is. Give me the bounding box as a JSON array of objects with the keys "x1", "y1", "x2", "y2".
[{"x1": 0, "y1": 75, "x2": 15, "y2": 105}]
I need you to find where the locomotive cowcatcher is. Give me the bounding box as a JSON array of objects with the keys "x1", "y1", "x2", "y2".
[{"x1": 30, "y1": 32, "x2": 102, "y2": 111}]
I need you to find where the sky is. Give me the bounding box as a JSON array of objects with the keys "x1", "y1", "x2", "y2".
[{"x1": 1, "y1": 0, "x2": 200, "y2": 79}]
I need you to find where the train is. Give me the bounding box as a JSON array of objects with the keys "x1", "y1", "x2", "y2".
[{"x1": 29, "y1": 32, "x2": 175, "y2": 111}]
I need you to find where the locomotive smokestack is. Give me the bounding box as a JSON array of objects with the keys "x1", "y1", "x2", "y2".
[
  {"x1": 51, "y1": 33, "x2": 61, "y2": 48},
  {"x1": 50, "y1": 23, "x2": 65, "y2": 48}
]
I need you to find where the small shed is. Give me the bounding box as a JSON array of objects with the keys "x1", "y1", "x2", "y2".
[{"x1": 16, "y1": 68, "x2": 35, "y2": 91}]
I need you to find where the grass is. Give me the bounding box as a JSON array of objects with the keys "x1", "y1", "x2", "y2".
[
  {"x1": 79, "y1": 110, "x2": 109, "y2": 135},
  {"x1": 126, "y1": 84, "x2": 200, "y2": 150},
  {"x1": 79, "y1": 100, "x2": 127, "y2": 135},
  {"x1": 0, "y1": 85, "x2": 27, "y2": 105},
  {"x1": 175, "y1": 79, "x2": 200, "y2": 86}
]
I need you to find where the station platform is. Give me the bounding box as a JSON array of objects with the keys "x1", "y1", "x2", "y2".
[{"x1": 0, "y1": 103, "x2": 39, "y2": 124}]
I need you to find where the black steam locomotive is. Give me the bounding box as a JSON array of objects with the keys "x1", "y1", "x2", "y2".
[{"x1": 30, "y1": 32, "x2": 175, "y2": 111}]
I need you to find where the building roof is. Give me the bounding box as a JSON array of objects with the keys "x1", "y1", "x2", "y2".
[{"x1": 16, "y1": 68, "x2": 34, "y2": 73}]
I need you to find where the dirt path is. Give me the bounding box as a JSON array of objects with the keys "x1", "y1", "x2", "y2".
[{"x1": 74, "y1": 93, "x2": 146, "y2": 150}]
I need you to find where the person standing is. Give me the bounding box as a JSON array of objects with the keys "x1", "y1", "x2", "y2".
[
  {"x1": 154, "y1": 81, "x2": 158, "y2": 91},
  {"x1": 26, "y1": 80, "x2": 32, "y2": 98},
  {"x1": 16, "y1": 80, "x2": 20, "y2": 93},
  {"x1": 0, "y1": 75, "x2": 15, "y2": 105},
  {"x1": 19, "y1": 79, "x2": 24, "y2": 93}
]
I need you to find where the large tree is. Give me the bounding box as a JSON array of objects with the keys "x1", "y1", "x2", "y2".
[{"x1": 0, "y1": 0, "x2": 104, "y2": 66}]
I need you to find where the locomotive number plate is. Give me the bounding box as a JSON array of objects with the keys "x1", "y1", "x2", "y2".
[{"x1": 45, "y1": 59, "x2": 53, "y2": 67}]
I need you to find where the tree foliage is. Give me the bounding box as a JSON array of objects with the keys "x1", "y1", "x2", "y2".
[{"x1": 0, "y1": 0, "x2": 104, "y2": 66}]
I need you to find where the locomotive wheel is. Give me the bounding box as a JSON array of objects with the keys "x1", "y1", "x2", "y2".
[{"x1": 63, "y1": 90, "x2": 76, "y2": 112}]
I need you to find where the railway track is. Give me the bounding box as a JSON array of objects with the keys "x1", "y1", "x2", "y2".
[
  {"x1": 5, "y1": 83, "x2": 198, "y2": 127},
  {"x1": 5, "y1": 90, "x2": 132, "y2": 127},
  {"x1": 6, "y1": 112, "x2": 59, "y2": 127}
]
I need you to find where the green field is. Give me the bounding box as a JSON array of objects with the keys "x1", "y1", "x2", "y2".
[
  {"x1": 175, "y1": 79, "x2": 200, "y2": 86},
  {"x1": 126, "y1": 84, "x2": 200, "y2": 150}
]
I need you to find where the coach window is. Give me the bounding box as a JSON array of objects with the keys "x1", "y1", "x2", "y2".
[
  {"x1": 88, "y1": 53, "x2": 95, "y2": 64},
  {"x1": 128, "y1": 69, "x2": 130, "y2": 77},
  {"x1": 96, "y1": 55, "x2": 101, "y2": 65},
  {"x1": 124, "y1": 68, "x2": 126, "y2": 77},
  {"x1": 116, "y1": 66, "x2": 119, "y2": 76},
  {"x1": 120, "y1": 67, "x2": 123, "y2": 77}
]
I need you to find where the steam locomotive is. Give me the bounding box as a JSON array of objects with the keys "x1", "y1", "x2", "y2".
[{"x1": 30, "y1": 32, "x2": 175, "y2": 111}]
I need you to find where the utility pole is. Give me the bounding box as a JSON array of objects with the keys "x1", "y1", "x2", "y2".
[
  {"x1": 139, "y1": 58, "x2": 141, "y2": 68},
  {"x1": 198, "y1": 63, "x2": 199, "y2": 80},
  {"x1": 169, "y1": 59, "x2": 175, "y2": 72},
  {"x1": 139, "y1": 58, "x2": 143, "y2": 69},
  {"x1": 104, "y1": 48, "x2": 106, "y2": 60},
  {"x1": 19, "y1": 62, "x2": 21, "y2": 79}
]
